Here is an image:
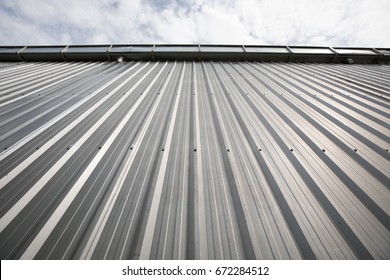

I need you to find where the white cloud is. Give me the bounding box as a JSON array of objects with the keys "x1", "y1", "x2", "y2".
[
  {"x1": 0, "y1": 0, "x2": 389, "y2": 47},
  {"x1": 194, "y1": 4, "x2": 253, "y2": 44}
]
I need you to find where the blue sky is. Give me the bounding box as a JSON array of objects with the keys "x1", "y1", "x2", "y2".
[{"x1": 0, "y1": 0, "x2": 389, "y2": 47}]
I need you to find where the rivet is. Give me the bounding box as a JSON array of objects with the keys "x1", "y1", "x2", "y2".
[
  {"x1": 259, "y1": 148, "x2": 262, "y2": 151},
  {"x1": 98, "y1": 146, "x2": 101, "y2": 149},
  {"x1": 227, "y1": 149, "x2": 230, "y2": 152},
  {"x1": 354, "y1": 149, "x2": 357, "y2": 152},
  {"x1": 322, "y1": 149, "x2": 325, "y2": 152},
  {"x1": 194, "y1": 148, "x2": 197, "y2": 152},
  {"x1": 162, "y1": 148, "x2": 164, "y2": 151},
  {"x1": 290, "y1": 148, "x2": 294, "y2": 151},
  {"x1": 4, "y1": 147, "x2": 7, "y2": 150},
  {"x1": 36, "y1": 147, "x2": 39, "y2": 150}
]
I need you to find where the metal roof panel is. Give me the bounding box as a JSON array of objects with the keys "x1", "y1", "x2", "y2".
[{"x1": 0, "y1": 60, "x2": 389, "y2": 260}]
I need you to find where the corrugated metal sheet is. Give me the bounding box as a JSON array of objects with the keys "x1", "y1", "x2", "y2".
[{"x1": 0, "y1": 60, "x2": 389, "y2": 260}]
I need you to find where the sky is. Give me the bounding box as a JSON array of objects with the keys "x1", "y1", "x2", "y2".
[{"x1": 0, "y1": 0, "x2": 389, "y2": 47}]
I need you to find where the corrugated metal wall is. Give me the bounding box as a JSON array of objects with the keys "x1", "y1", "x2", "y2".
[{"x1": 0, "y1": 61, "x2": 389, "y2": 260}]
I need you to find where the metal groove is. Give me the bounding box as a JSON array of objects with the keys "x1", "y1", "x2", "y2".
[
  {"x1": 227, "y1": 63, "x2": 390, "y2": 231},
  {"x1": 263, "y1": 64, "x2": 390, "y2": 141},
  {"x1": 186, "y1": 62, "x2": 196, "y2": 260},
  {"x1": 307, "y1": 64, "x2": 390, "y2": 94},
  {"x1": 245, "y1": 63, "x2": 390, "y2": 187},
  {"x1": 211, "y1": 62, "x2": 317, "y2": 260},
  {"x1": 201, "y1": 62, "x2": 256, "y2": 260},
  {"x1": 140, "y1": 62, "x2": 183, "y2": 259},
  {"x1": 286, "y1": 63, "x2": 390, "y2": 110},
  {"x1": 222, "y1": 64, "x2": 375, "y2": 259}
]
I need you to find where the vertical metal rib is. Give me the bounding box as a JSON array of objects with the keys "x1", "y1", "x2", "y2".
[
  {"x1": 210, "y1": 62, "x2": 316, "y2": 260},
  {"x1": 225, "y1": 63, "x2": 376, "y2": 259},
  {"x1": 186, "y1": 62, "x2": 196, "y2": 260},
  {"x1": 201, "y1": 62, "x2": 256, "y2": 260}
]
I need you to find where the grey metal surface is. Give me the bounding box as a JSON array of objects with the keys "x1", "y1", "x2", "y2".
[
  {"x1": 1, "y1": 45, "x2": 389, "y2": 63},
  {"x1": 0, "y1": 60, "x2": 389, "y2": 260}
]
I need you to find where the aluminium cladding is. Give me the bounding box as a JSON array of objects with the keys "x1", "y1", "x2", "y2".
[
  {"x1": 1, "y1": 44, "x2": 390, "y2": 63},
  {"x1": 0, "y1": 45, "x2": 389, "y2": 260}
]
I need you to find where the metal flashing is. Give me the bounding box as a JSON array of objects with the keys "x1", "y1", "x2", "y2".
[{"x1": 0, "y1": 44, "x2": 388, "y2": 63}]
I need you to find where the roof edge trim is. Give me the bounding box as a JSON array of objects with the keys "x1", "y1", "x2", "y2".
[{"x1": 0, "y1": 44, "x2": 389, "y2": 64}]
